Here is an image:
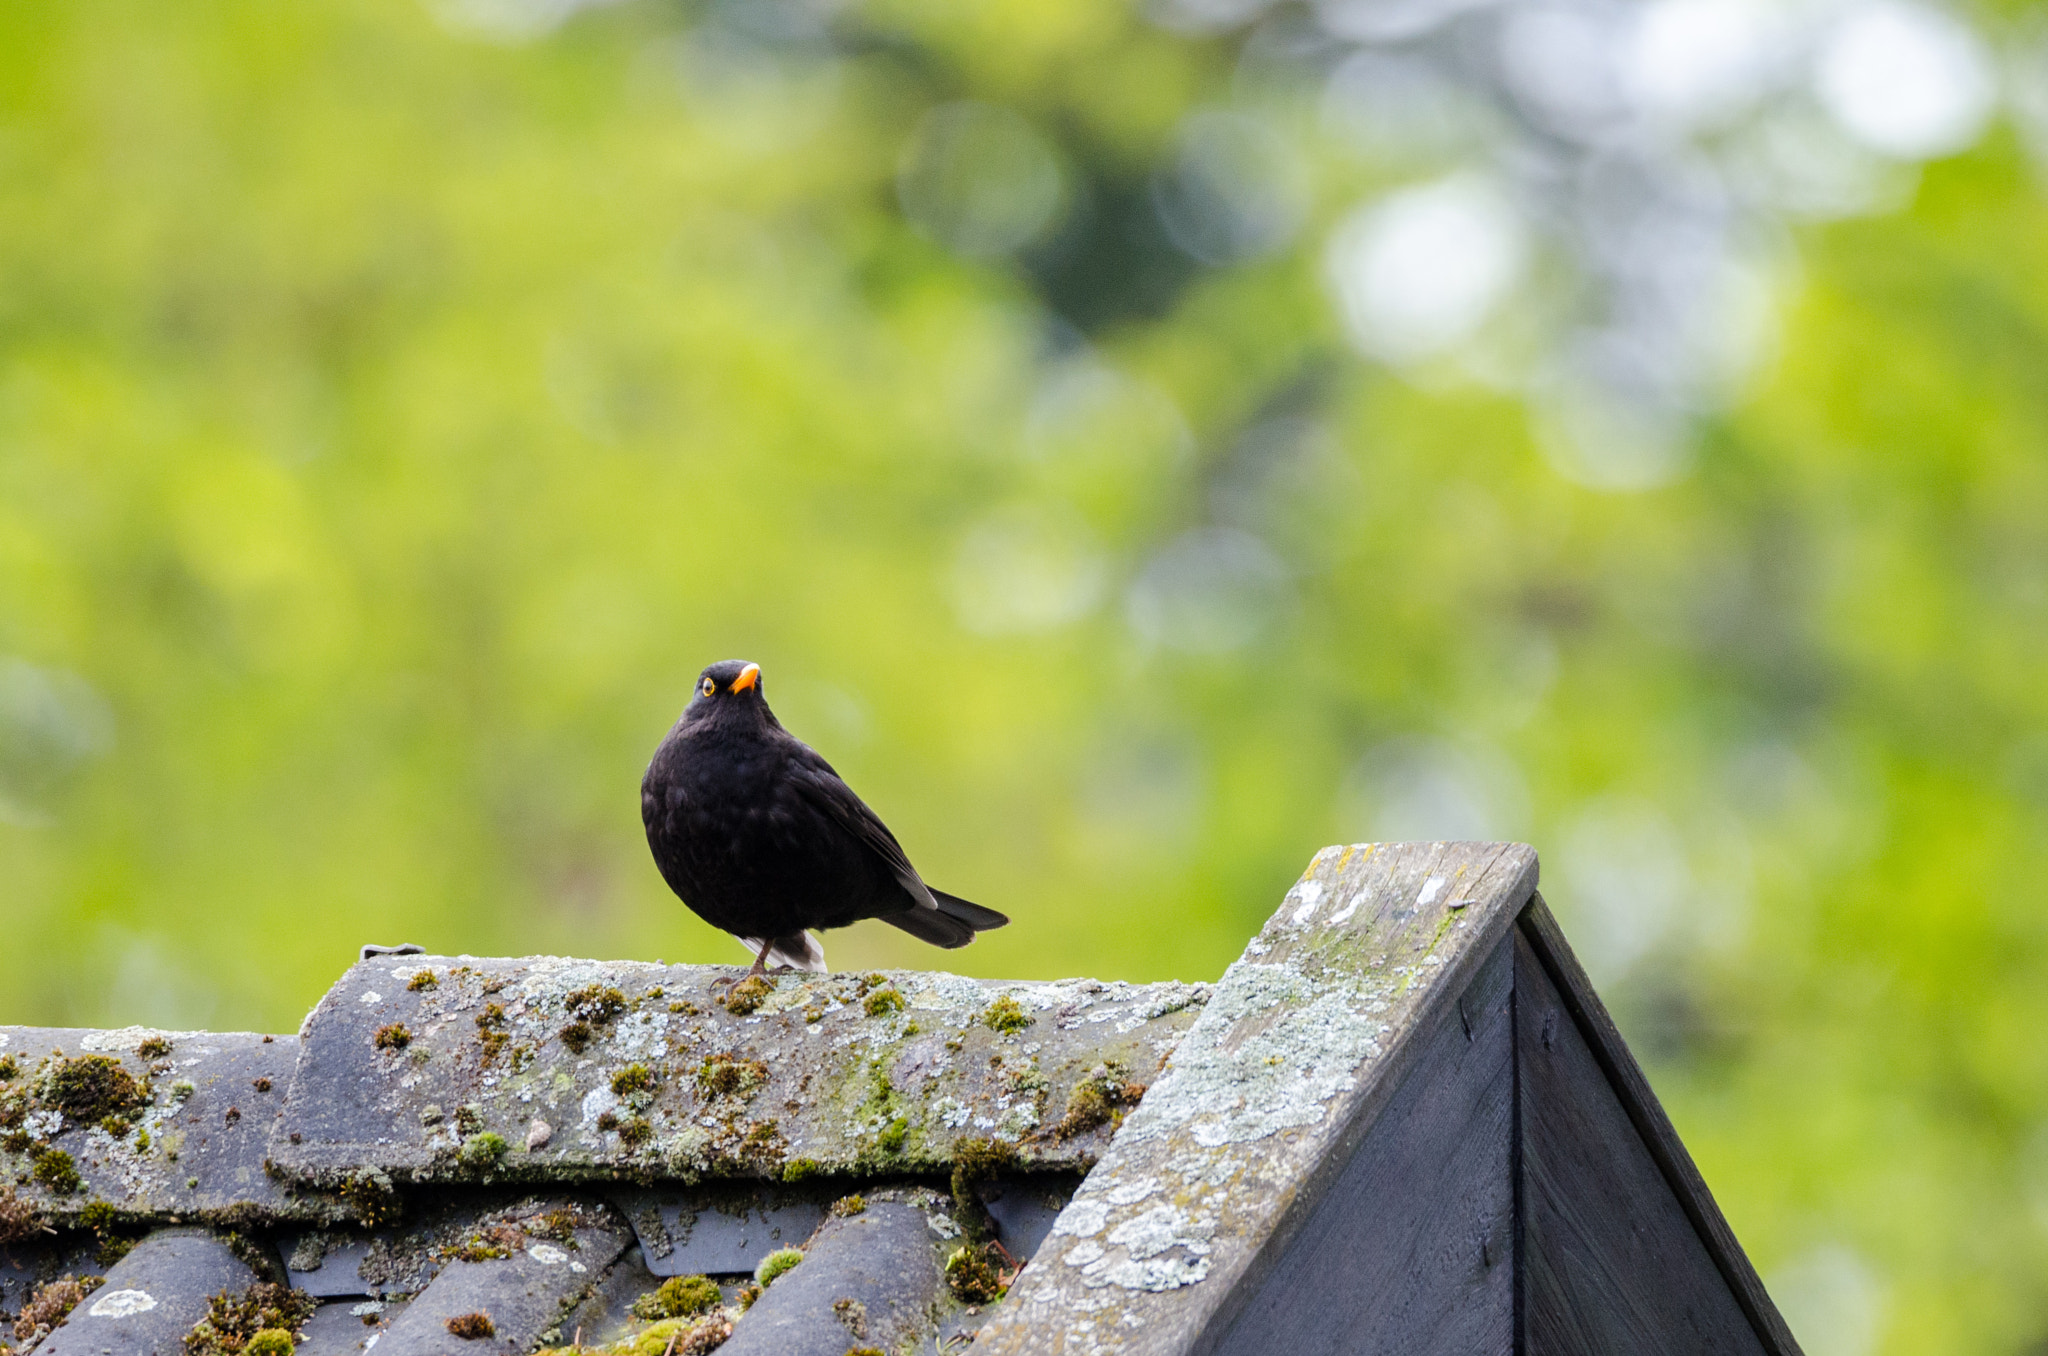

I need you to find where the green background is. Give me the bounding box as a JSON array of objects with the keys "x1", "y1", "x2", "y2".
[{"x1": 5, "y1": 0, "x2": 2048, "y2": 1350}]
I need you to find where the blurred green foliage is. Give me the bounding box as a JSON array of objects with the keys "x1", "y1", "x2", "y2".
[{"x1": 4, "y1": 0, "x2": 2048, "y2": 1350}]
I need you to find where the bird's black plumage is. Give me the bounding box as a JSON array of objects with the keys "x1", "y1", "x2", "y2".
[{"x1": 641, "y1": 659, "x2": 1008, "y2": 974}]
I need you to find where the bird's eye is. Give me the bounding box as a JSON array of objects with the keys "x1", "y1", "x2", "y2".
[{"x1": 699, "y1": 677, "x2": 716, "y2": 697}]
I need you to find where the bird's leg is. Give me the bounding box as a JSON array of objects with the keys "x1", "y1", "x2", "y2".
[{"x1": 747, "y1": 944, "x2": 771, "y2": 978}]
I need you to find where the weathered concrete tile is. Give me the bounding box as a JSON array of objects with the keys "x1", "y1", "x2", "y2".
[
  {"x1": 29, "y1": 1229, "x2": 256, "y2": 1356},
  {"x1": 284, "y1": 1194, "x2": 620, "y2": 1301},
  {"x1": 0, "y1": 1239, "x2": 100, "y2": 1332},
  {"x1": 718, "y1": 1201, "x2": 943, "y2": 1356},
  {"x1": 0, "y1": 1027, "x2": 319, "y2": 1226},
  {"x1": 267, "y1": 958, "x2": 1209, "y2": 1198},
  {"x1": 980, "y1": 1174, "x2": 1082, "y2": 1261},
  {"x1": 551, "y1": 1247, "x2": 660, "y2": 1348},
  {"x1": 611, "y1": 1185, "x2": 828, "y2": 1278},
  {"x1": 283, "y1": 1237, "x2": 383, "y2": 1298},
  {"x1": 294, "y1": 1297, "x2": 408, "y2": 1356},
  {"x1": 368, "y1": 1202, "x2": 628, "y2": 1356}
]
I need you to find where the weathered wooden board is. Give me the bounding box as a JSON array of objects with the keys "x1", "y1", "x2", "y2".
[
  {"x1": 269, "y1": 959, "x2": 1210, "y2": 1191},
  {"x1": 1207, "y1": 932, "x2": 1514, "y2": 1356},
  {"x1": 971, "y1": 841, "x2": 1540, "y2": 1356},
  {"x1": 1517, "y1": 897, "x2": 1802, "y2": 1355},
  {"x1": 1516, "y1": 926, "x2": 1770, "y2": 1355}
]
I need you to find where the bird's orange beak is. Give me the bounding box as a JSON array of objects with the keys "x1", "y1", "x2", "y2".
[{"x1": 731, "y1": 663, "x2": 760, "y2": 693}]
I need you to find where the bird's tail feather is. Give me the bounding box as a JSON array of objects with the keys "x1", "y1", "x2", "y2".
[
  {"x1": 933, "y1": 890, "x2": 1009, "y2": 931},
  {"x1": 882, "y1": 890, "x2": 1009, "y2": 949},
  {"x1": 740, "y1": 932, "x2": 828, "y2": 973}
]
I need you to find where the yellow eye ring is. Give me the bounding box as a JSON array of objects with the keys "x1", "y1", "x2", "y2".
[{"x1": 699, "y1": 676, "x2": 716, "y2": 697}]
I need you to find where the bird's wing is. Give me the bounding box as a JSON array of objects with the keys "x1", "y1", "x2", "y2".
[{"x1": 783, "y1": 744, "x2": 940, "y2": 912}]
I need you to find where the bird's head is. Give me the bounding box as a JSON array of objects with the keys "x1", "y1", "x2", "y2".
[{"x1": 687, "y1": 659, "x2": 768, "y2": 718}]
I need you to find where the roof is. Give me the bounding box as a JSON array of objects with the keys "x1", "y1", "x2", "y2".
[{"x1": 0, "y1": 841, "x2": 1801, "y2": 1356}]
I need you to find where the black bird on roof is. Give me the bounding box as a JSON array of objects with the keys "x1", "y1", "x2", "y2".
[{"x1": 642, "y1": 659, "x2": 1009, "y2": 975}]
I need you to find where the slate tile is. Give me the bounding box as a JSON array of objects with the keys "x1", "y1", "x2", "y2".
[
  {"x1": 718, "y1": 1201, "x2": 942, "y2": 1356},
  {"x1": 30, "y1": 1229, "x2": 255, "y2": 1356},
  {"x1": 367, "y1": 1205, "x2": 628, "y2": 1356}
]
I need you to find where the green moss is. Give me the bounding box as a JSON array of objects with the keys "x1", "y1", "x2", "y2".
[
  {"x1": 862, "y1": 987, "x2": 904, "y2": 1018},
  {"x1": 0, "y1": 1186, "x2": 43, "y2": 1245},
  {"x1": 829, "y1": 1193, "x2": 867, "y2": 1218},
  {"x1": 135, "y1": 1038, "x2": 172, "y2": 1061},
  {"x1": 444, "y1": 1312, "x2": 494, "y2": 1340},
  {"x1": 740, "y1": 1119, "x2": 785, "y2": 1169},
  {"x1": 945, "y1": 1242, "x2": 1006, "y2": 1304},
  {"x1": 13, "y1": 1274, "x2": 102, "y2": 1347},
  {"x1": 557, "y1": 1021, "x2": 593, "y2": 1054},
  {"x1": 1052, "y1": 1061, "x2": 1147, "y2": 1139},
  {"x1": 781, "y1": 1157, "x2": 820, "y2": 1182},
  {"x1": 340, "y1": 1168, "x2": 400, "y2": 1226},
  {"x1": 630, "y1": 1274, "x2": 721, "y2": 1320},
  {"x1": 610, "y1": 1064, "x2": 657, "y2": 1097},
  {"x1": 183, "y1": 1282, "x2": 317, "y2": 1356},
  {"x1": 616, "y1": 1117, "x2": 653, "y2": 1149},
  {"x1": 44, "y1": 1055, "x2": 144, "y2": 1123},
  {"x1": 539, "y1": 1314, "x2": 732, "y2": 1356},
  {"x1": 721, "y1": 975, "x2": 773, "y2": 1016},
  {"x1": 565, "y1": 985, "x2": 627, "y2": 1023},
  {"x1": 950, "y1": 1136, "x2": 1015, "y2": 1243},
  {"x1": 32, "y1": 1148, "x2": 81, "y2": 1195},
  {"x1": 244, "y1": 1329, "x2": 295, "y2": 1356},
  {"x1": 169, "y1": 1079, "x2": 197, "y2": 1102},
  {"x1": 875, "y1": 1118, "x2": 909, "y2": 1154},
  {"x1": 696, "y1": 1054, "x2": 767, "y2": 1099},
  {"x1": 406, "y1": 970, "x2": 438, "y2": 992},
  {"x1": 754, "y1": 1248, "x2": 803, "y2": 1287},
  {"x1": 983, "y1": 996, "x2": 1032, "y2": 1034},
  {"x1": 460, "y1": 1132, "x2": 508, "y2": 1168},
  {"x1": 473, "y1": 1003, "x2": 510, "y2": 1065},
  {"x1": 522, "y1": 1208, "x2": 579, "y2": 1241},
  {"x1": 372, "y1": 1023, "x2": 410, "y2": 1052}
]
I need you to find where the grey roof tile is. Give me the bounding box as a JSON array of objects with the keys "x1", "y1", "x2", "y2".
[
  {"x1": 293, "y1": 1297, "x2": 408, "y2": 1356},
  {"x1": 29, "y1": 1229, "x2": 255, "y2": 1356},
  {"x1": 268, "y1": 959, "x2": 1209, "y2": 1198},
  {"x1": 717, "y1": 1200, "x2": 941, "y2": 1356},
  {"x1": 365, "y1": 1201, "x2": 627, "y2": 1356},
  {"x1": 607, "y1": 1185, "x2": 828, "y2": 1279},
  {"x1": 1, "y1": 1029, "x2": 310, "y2": 1227}
]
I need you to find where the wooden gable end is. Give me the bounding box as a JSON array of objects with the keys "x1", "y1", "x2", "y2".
[{"x1": 975, "y1": 843, "x2": 1801, "y2": 1356}]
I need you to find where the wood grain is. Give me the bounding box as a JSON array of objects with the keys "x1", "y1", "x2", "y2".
[
  {"x1": 1517, "y1": 927, "x2": 1770, "y2": 1356},
  {"x1": 1517, "y1": 897, "x2": 1803, "y2": 1356},
  {"x1": 1207, "y1": 934, "x2": 1514, "y2": 1356}
]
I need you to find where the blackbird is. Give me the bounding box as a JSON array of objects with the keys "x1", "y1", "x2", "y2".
[{"x1": 642, "y1": 659, "x2": 1008, "y2": 974}]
